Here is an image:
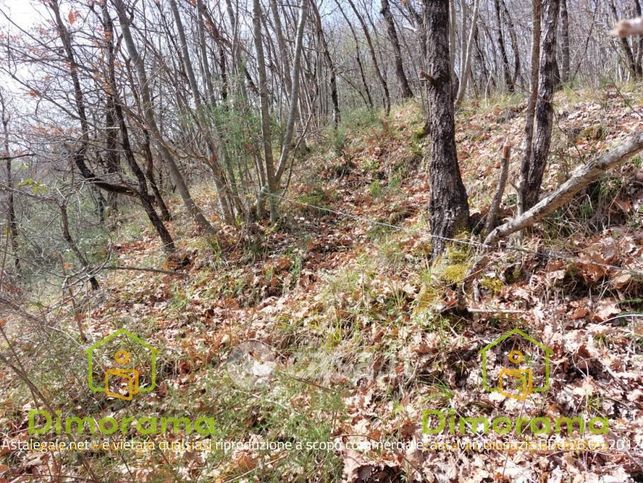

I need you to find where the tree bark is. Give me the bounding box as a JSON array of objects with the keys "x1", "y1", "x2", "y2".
[
  {"x1": 381, "y1": 0, "x2": 414, "y2": 99},
  {"x1": 519, "y1": 0, "x2": 542, "y2": 214},
  {"x1": 520, "y1": 0, "x2": 560, "y2": 212},
  {"x1": 493, "y1": 0, "x2": 514, "y2": 92},
  {"x1": 500, "y1": 0, "x2": 521, "y2": 87},
  {"x1": 484, "y1": 143, "x2": 511, "y2": 236},
  {"x1": 141, "y1": 129, "x2": 171, "y2": 221},
  {"x1": 559, "y1": 0, "x2": 570, "y2": 83},
  {"x1": 424, "y1": 0, "x2": 471, "y2": 256}
]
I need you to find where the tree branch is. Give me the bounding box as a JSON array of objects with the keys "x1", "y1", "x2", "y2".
[{"x1": 485, "y1": 131, "x2": 643, "y2": 245}]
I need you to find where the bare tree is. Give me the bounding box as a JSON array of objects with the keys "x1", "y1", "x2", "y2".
[{"x1": 112, "y1": 0, "x2": 217, "y2": 237}]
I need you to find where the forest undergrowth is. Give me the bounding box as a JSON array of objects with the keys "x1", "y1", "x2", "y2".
[{"x1": 1, "y1": 87, "x2": 642, "y2": 482}]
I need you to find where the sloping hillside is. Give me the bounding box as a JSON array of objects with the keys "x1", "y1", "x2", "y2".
[{"x1": 2, "y1": 88, "x2": 642, "y2": 482}]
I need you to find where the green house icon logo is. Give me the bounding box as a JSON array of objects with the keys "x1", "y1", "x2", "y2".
[
  {"x1": 480, "y1": 329, "x2": 552, "y2": 401},
  {"x1": 86, "y1": 329, "x2": 158, "y2": 401}
]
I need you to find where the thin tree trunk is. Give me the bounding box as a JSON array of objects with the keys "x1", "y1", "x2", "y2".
[
  {"x1": 59, "y1": 202, "x2": 100, "y2": 290},
  {"x1": 269, "y1": 0, "x2": 293, "y2": 95},
  {"x1": 335, "y1": 0, "x2": 373, "y2": 108},
  {"x1": 484, "y1": 143, "x2": 511, "y2": 236},
  {"x1": 449, "y1": 0, "x2": 457, "y2": 90},
  {"x1": 500, "y1": 0, "x2": 521, "y2": 87},
  {"x1": 102, "y1": 3, "x2": 120, "y2": 215},
  {"x1": 103, "y1": 2, "x2": 175, "y2": 253},
  {"x1": 196, "y1": 0, "x2": 216, "y2": 104},
  {"x1": 141, "y1": 130, "x2": 172, "y2": 221},
  {"x1": 559, "y1": 0, "x2": 570, "y2": 83},
  {"x1": 346, "y1": 0, "x2": 391, "y2": 114},
  {"x1": 455, "y1": 0, "x2": 481, "y2": 107},
  {"x1": 494, "y1": 0, "x2": 514, "y2": 92},
  {"x1": 50, "y1": 0, "x2": 138, "y2": 197},
  {"x1": 253, "y1": 0, "x2": 279, "y2": 222},
  {"x1": 1, "y1": 96, "x2": 19, "y2": 271},
  {"x1": 519, "y1": 0, "x2": 542, "y2": 214},
  {"x1": 276, "y1": 0, "x2": 308, "y2": 182},
  {"x1": 168, "y1": 0, "x2": 235, "y2": 224},
  {"x1": 520, "y1": 0, "x2": 560, "y2": 211},
  {"x1": 310, "y1": 0, "x2": 340, "y2": 128},
  {"x1": 113, "y1": 0, "x2": 217, "y2": 237},
  {"x1": 381, "y1": 0, "x2": 414, "y2": 99},
  {"x1": 424, "y1": 0, "x2": 471, "y2": 256}
]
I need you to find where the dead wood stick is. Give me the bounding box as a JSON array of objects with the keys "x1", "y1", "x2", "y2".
[
  {"x1": 485, "y1": 131, "x2": 643, "y2": 246},
  {"x1": 484, "y1": 142, "x2": 511, "y2": 237}
]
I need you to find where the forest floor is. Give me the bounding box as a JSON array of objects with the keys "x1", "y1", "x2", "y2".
[{"x1": 1, "y1": 85, "x2": 642, "y2": 482}]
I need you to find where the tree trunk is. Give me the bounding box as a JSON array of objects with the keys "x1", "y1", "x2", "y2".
[
  {"x1": 346, "y1": 0, "x2": 391, "y2": 114},
  {"x1": 253, "y1": 0, "x2": 279, "y2": 222},
  {"x1": 103, "y1": 2, "x2": 175, "y2": 253},
  {"x1": 519, "y1": 0, "x2": 542, "y2": 214},
  {"x1": 269, "y1": 0, "x2": 293, "y2": 96},
  {"x1": 449, "y1": 0, "x2": 457, "y2": 90},
  {"x1": 424, "y1": 0, "x2": 471, "y2": 256},
  {"x1": 168, "y1": 0, "x2": 235, "y2": 224},
  {"x1": 141, "y1": 130, "x2": 172, "y2": 221},
  {"x1": 335, "y1": 0, "x2": 373, "y2": 108},
  {"x1": 275, "y1": 0, "x2": 308, "y2": 182},
  {"x1": 113, "y1": 0, "x2": 217, "y2": 237},
  {"x1": 500, "y1": 0, "x2": 521, "y2": 87},
  {"x1": 1, "y1": 96, "x2": 19, "y2": 271},
  {"x1": 111, "y1": 87, "x2": 176, "y2": 254},
  {"x1": 196, "y1": 0, "x2": 216, "y2": 104},
  {"x1": 559, "y1": 0, "x2": 570, "y2": 83},
  {"x1": 381, "y1": 0, "x2": 414, "y2": 99},
  {"x1": 59, "y1": 202, "x2": 100, "y2": 290},
  {"x1": 455, "y1": 0, "x2": 481, "y2": 107},
  {"x1": 493, "y1": 0, "x2": 514, "y2": 92},
  {"x1": 310, "y1": 0, "x2": 340, "y2": 128},
  {"x1": 520, "y1": 0, "x2": 560, "y2": 211}
]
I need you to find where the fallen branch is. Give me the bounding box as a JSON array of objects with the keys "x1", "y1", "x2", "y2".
[
  {"x1": 485, "y1": 131, "x2": 643, "y2": 245},
  {"x1": 467, "y1": 308, "x2": 527, "y2": 314},
  {"x1": 0, "y1": 153, "x2": 35, "y2": 161},
  {"x1": 100, "y1": 265, "x2": 187, "y2": 276},
  {"x1": 484, "y1": 142, "x2": 511, "y2": 236}
]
